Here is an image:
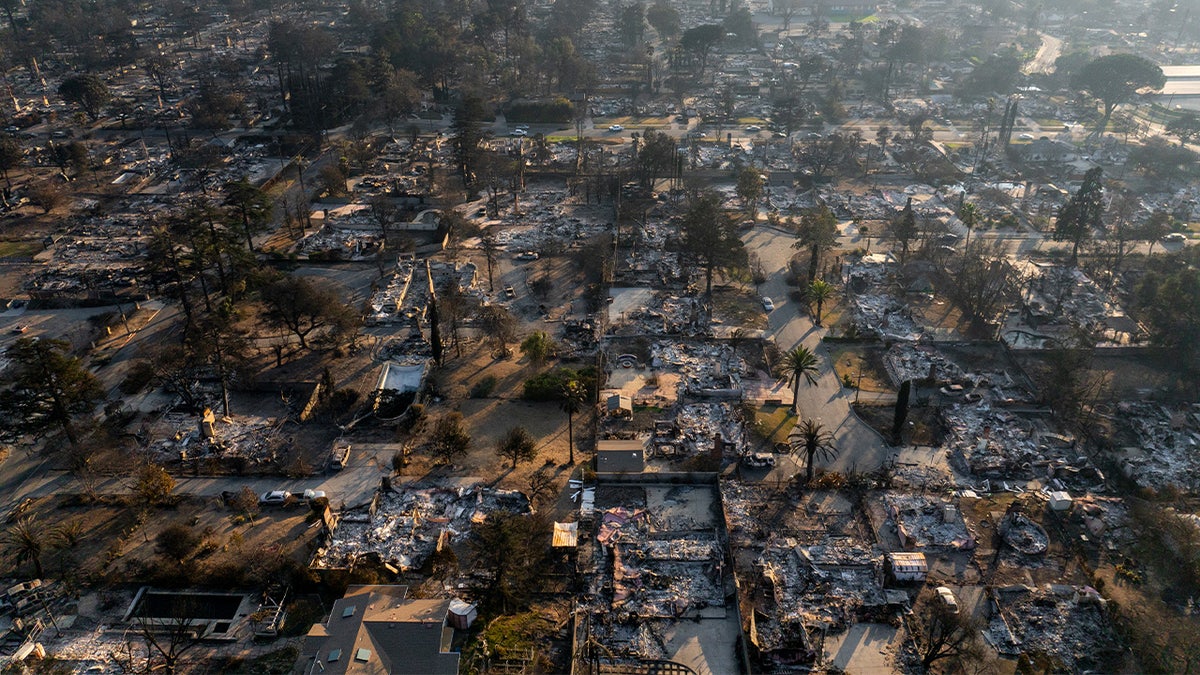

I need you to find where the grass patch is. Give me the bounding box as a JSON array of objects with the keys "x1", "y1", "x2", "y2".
[
  {"x1": 480, "y1": 612, "x2": 554, "y2": 659},
  {"x1": 829, "y1": 346, "x2": 891, "y2": 393},
  {"x1": 712, "y1": 287, "x2": 768, "y2": 330},
  {"x1": 753, "y1": 405, "x2": 796, "y2": 446},
  {"x1": 0, "y1": 240, "x2": 42, "y2": 259}
]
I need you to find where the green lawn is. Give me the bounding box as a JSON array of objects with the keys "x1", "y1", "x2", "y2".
[{"x1": 0, "y1": 240, "x2": 41, "y2": 259}]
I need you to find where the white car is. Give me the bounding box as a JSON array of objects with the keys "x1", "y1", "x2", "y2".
[
  {"x1": 608, "y1": 124, "x2": 624, "y2": 132},
  {"x1": 745, "y1": 125, "x2": 762, "y2": 133},
  {"x1": 935, "y1": 586, "x2": 959, "y2": 614},
  {"x1": 762, "y1": 297, "x2": 775, "y2": 312},
  {"x1": 509, "y1": 128, "x2": 527, "y2": 137},
  {"x1": 1017, "y1": 133, "x2": 1035, "y2": 140},
  {"x1": 303, "y1": 489, "x2": 327, "y2": 502},
  {"x1": 259, "y1": 490, "x2": 290, "y2": 505},
  {"x1": 1163, "y1": 232, "x2": 1187, "y2": 243}
]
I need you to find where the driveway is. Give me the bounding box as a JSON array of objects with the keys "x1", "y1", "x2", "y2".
[{"x1": 743, "y1": 227, "x2": 893, "y2": 477}]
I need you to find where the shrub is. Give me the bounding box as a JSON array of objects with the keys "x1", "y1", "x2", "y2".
[
  {"x1": 470, "y1": 375, "x2": 497, "y2": 398},
  {"x1": 522, "y1": 367, "x2": 597, "y2": 401}
]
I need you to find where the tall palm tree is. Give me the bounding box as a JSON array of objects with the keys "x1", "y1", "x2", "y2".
[
  {"x1": 958, "y1": 202, "x2": 980, "y2": 248},
  {"x1": 3, "y1": 516, "x2": 44, "y2": 578},
  {"x1": 781, "y1": 345, "x2": 820, "y2": 414},
  {"x1": 808, "y1": 279, "x2": 834, "y2": 326},
  {"x1": 790, "y1": 419, "x2": 838, "y2": 484},
  {"x1": 560, "y1": 380, "x2": 586, "y2": 465}
]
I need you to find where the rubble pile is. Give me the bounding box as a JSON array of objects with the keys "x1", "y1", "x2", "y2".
[
  {"x1": 671, "y1": 403, "x2": 747, "y2": 458},
  {"x1": 882, "y1": 493, "x2": 976, "y2": 550},
  {"x1": 150, "y1": 414, "x2": 286, "y2": 464},
  {"x1": 999, "y1": 512, "x2": 1049, "y2": 555},
  {"x1": 753, "y1": 538, "x2": 885, "y2": 652},
  {"x1": 650, "y1": 341, "x2": 747, "y2": 397},
  {"x1": 944, "y1": 406, "x2": 1040, "y2": 478},
  {"x1": 849, "y1": 294, "x2": 922, "y2": 341},
  {"x1": 1117, "y1": 402, "x2": 1200, "y2": 493},
  {"x1": 985, "y1": 584, "x2": 1115, "y2": 672},
  {"x1": 1020, "y1": 265, "x2": 1137, "y2": 342},
  {"x1": 314, "y1": 483, "x2": 529, "y2": 571},
  {"x1": 368, "y1": 257, "x2": 416, "y2": 325},
  {"x1": 490, "y1": 186, "x2": 610, "y2": 251},
  {"x1": 584, "y1": 485, "x2": 731, "y2": 665},
  {"x1": 884, "y1": 343, "x2": 963, "y2": 385},
  {"x1": 296, "y1": 226, "x2": 381, "y2": 259}
]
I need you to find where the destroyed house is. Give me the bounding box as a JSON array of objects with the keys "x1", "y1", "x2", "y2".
[{"x1": 296, "y1": 586, "x2": 459, "y2": 675}]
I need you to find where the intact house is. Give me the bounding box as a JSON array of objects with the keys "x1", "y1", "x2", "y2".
[{"x1": 295, "y1": 586, "x2": 460, "y2": 675}]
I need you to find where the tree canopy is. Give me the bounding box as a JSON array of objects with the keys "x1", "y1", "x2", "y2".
[
  {"x1": 0, "y1": 337, "x2": 104, "y2": 447},
  {"x1": 1072, "y1": 54, "x2": 1165, "y2": 136}
]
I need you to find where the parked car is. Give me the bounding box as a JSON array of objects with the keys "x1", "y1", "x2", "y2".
[
  {"x1": 509, "y1": 128, "x2": 527, "y2": 137},
  {"x1": 742, "y1": 452, "x2": 777, "y2": 468},
  {"x1": 504, "y1": 286, "x2": 517, "y2": 298},
  {"x1": 761, "y1": 297, "x2": 775, "y2": 312},
  {"x1": 515, "y1": 251, "x2": 539, "y2": 260},
  {"x1": 935, "y1": 586, "x2": 959, "y2": 614},
  {"x1": 1163, "y1": 232, "x2": 1187, "y2": 243},
  {"x1": 744, "y1": 125, "x2": 761, "y2": 133},
  {"x1": 303, "y1": 489, "x2": 327, "y2": 502},
  {"x1": 608, "y1": 124, "x2": 624, "y2": 132},
  {"x1": 259, "y1": 490, "x2": 290, "y2": 505}
]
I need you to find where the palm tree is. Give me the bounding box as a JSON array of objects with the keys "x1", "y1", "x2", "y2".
[
  {"x1": 958, "y1": 202, "x2": 980, "y2": 248},
  {"x1": 790, "y1": 419, "x2": 838, "y2": 484},
  {"x1": 781, "y1": 345, "x2": 820, "y2": 414},
  {"x1": 808, "y1": 279, "x2": 834, "y2": 326},
  {"x1": 560, "y1": 380, "x2": 586, "y2": 465},
  {"x1": 3, "y1": 516, "x2": 44, "y2": 578}
]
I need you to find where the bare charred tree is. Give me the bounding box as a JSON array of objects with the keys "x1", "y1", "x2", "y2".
[
  {"x1": 913, "y1": 596, "x2": 986, "y2": 670},
  {"x1": 940, "y1": 239, "x2": 1022, "y2": 326}
]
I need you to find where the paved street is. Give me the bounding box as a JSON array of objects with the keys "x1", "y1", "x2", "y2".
[{"x1": 743, "y1": 227, "x2": 894, "y2": 478}]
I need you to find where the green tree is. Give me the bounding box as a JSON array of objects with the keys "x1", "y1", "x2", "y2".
[
  {"x1": 646, "y1": 0, "x2": 680, "y2": 39},
  {"x1": 789, "y1": 419, "x2": 837, "y2": 484},
  {"x1": 1167, "y1": 112, "x2": 1200, "y2": 145},
  {"x1": 452, "y1": 94, "x2": 487, "y2": 186},
  {"x1": 680, "y1": 191, "x2": 747, "y2": 297},
  {"x1": 781, "y1": 345, "x2": 820, "y2": 414},
  {"x1": 1140, "y1": 209, "x2": 1175, "y2": 254},
  {"x1": 735, "y1": 166, "x2": 764, "y2": 219},
  {"x1": 0, "y1": 337, "x2": 104, "y2": 448},
  {"x1": 495, "y1": 426, "x2": 538, "y2": 469},
  {"x1": 680, "y1": 24, "x2": 723, "y2": 74},
  {"x1": 135, "y1": 464, "x2": 176, "y2": 507},
  {"x1": 635, "y1": 130, "x2": 677, "y2": 190},
  {"x1": 958, "y1": 201, "x2": 980, "y2": 247},
  {"x1": 479, "y1": 232, "x2": 500, "y2": 293},
  {"x1": 520, "y1": 331, "x2": 556, "y2": 365},
  {"x1": 560, "y1": 380, "x2": 586, "y2": 465},
  {"x1": 892, "y1": 379, "x2": 911, "y2": 442},
  {"x1": 808, "y1": 279, "x2": 834, "y2": 325},
  {"x1": 222, "y1": 178, "x2": 273, "y2": 252},
  {"x1": 0, "y1": 135, "x2": 22, "y2": 188},
  {"x1": 794, "y1": 205, "x2": 839, "y2": 283},
  {"x1": 156, "y1": 524, "x2": 201, "y2": 564},
  {"x1": 2, "y1": 516, "x2": 45, "y2": 578},
  {"x1": 1127, "y1": 136, "x2": 1198, "y2": 184},
  {"x1": 58, "y1": 74, "x2": 111, "y2": 121},
  {"x1": 1072, "y1": 54, "x2": 1165, "y2": 137},
  {"x1": 431, "y1": 412, "x2": 472, "y2": 464},
  {"x1": 891, "y1": 197, "x2": 919, "y2": 263},
  {"x1": 469, "y1": 513, "x2": 551, "y2": 612},
  {"x1": 1054, "y1": 167, "x2": 1104, "y2": 265}
]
